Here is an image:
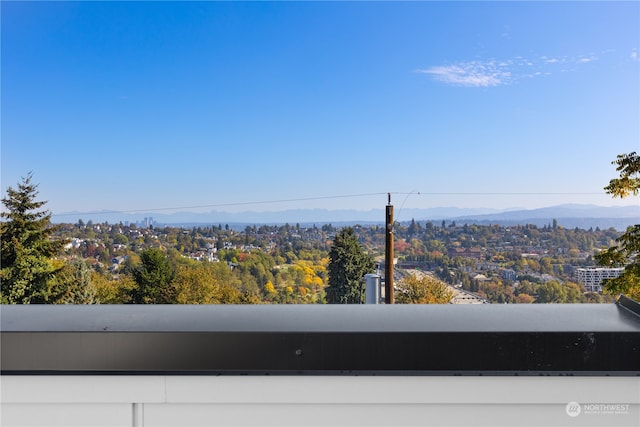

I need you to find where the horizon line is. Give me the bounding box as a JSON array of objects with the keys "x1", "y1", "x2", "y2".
[{"x1": 47, "y1": 202, "x2": 639, "y2": 220}]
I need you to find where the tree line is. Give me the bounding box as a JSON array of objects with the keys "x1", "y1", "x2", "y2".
[
  {"x1": 2, "y1": 152, "x2": 638, "y2": 303},
  {"x1": 0, "y1": 173, "x2": 452, "y2": 305}
]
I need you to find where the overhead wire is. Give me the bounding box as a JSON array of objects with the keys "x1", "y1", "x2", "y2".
[
  {"x1": 49, "y1": 192, "x2": 388, "y2": 218},
  {"x1": 49, "y1": 191, "x2": 607, "y2": 218}
]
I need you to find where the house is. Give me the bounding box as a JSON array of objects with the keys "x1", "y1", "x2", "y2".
[{"x1": 447, "y1": 247, "x2": 484, "y2": 260}]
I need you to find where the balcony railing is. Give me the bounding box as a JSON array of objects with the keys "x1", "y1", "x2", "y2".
[{"x1": 2, "y1": 296, "x2": 639, "y2": 376}]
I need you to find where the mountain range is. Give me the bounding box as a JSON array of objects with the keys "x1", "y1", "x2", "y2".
[{"x1": 53, "y1": 204, "x2": 639, "y2": 230}]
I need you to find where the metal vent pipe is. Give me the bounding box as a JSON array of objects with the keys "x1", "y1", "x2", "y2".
[{"x1": 365, "y1": 274, "x2": 381, "y2": 304}]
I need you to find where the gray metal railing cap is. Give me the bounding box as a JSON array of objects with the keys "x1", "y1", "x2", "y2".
[{"x1": 616, "y1": 294, "x2": 640, "y2": 317}]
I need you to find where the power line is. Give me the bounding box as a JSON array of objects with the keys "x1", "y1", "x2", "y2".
[
  {"x1": 408, "y1": 192, "x2": 604, "y2": 195},
  {"x1": 49, "y1": 192, "x2": 388, "y2": 217},
  {"x1": 48, "y1": 191, "x2": 608, "y2": 218}
]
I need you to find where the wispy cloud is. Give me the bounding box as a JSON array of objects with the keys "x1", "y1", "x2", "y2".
[
  {"x1": 417, "y1": 52, "x2": 603, "y2": 87},
  {"x1": 631, "y1": 49, "x2": 638, "y2": 61},
  {"x1": 416, "y1": 61, "x2": 511, "y2": 87},
  {"x1": 577, "y1": 54, "x2": 597, "y2": 63}
]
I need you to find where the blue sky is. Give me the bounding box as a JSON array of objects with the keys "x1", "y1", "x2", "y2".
[{"x1": 2, "y1": 1, "x2": 639, "y2": 219}]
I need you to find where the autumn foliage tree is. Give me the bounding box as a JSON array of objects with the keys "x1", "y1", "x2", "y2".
[
  {"x1": 173, "y1": 260, "x2": 242, "y2": 304},
  {"x1": 596, "y1": 152, "x2": 640, "y2": 300},
  {"x1": 395, "y1": 273, "x2": 454, "y2": 304}
]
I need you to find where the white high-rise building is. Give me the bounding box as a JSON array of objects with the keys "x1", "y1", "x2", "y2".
[{"x1": 575, "y1": 267, "x2": 624, "y2": 293}]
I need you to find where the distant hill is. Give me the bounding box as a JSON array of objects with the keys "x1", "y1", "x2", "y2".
[
  {"x1": 52, "y1": 204, "x2": 638, "y2": 230},
  {"x1": 452, "y1": 204, "x2": 638, "y2": 221},
  {"x1": 443, "y1": 204, "x2": 639, "y2": 230}
]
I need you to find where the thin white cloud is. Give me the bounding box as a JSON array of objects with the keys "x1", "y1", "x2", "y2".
[
  {"x1": 419, "y1": 52, "x2": 605, "y2": 87},
  {"x1": 631, "y1": 49, "x2": 638, "y2": 61},
  {"x1": 577, "y1": 54, "x2": 597, "y2": 63},
  {"x1": 416, "y1": 61, "x2": 511, "y2": 87}
]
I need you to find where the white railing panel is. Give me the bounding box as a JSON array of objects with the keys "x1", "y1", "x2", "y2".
[{"x1": 1, "y1": 403, "x2": 131, "y2": 427}]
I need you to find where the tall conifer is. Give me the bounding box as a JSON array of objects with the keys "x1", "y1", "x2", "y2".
[
  {"x1": 1, "y1": 173, "x2": 64, "y2": 303},
  {"x1": 326, "y1": 227, "x2": 374, "y2": 304}
]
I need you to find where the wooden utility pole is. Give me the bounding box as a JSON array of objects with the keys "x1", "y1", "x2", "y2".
[{"x1": 385, "y1": 193, "x2": 394, "y2": 304}]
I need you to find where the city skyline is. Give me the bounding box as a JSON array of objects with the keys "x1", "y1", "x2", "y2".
[{"x1": 2, "y1": 1, "x2": 639, "y2": 215}]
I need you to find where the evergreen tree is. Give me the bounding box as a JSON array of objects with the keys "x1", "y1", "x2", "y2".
[
  {"x1": 408, "y1": 218, "x2": 420, "y2": 236},
  {"x1": 326, "y1": 227, "x2": 374, "y2": 304},
  {"x1": 1, "y1": 173, "x2": 64, "y2": 303},
  {"x1": 51, "y1": 259, "x2": 97, "y2": 304},
  {"x1": 130, "y1": 248, "x2": 176, "y2": 304}
]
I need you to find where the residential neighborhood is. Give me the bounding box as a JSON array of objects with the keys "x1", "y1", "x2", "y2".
[{"x1": 52, "y1": 217, "x2": 624, "y2": 304}]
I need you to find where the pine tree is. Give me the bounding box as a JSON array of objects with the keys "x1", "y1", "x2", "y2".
[
  {"x1": 326, "y1": 227, "x2": 374, "y2": 304},
  {"x1": 50, "y1": 259, "x2": 98, "y2": 304},
  {"x1": 1, "y1": 173, "x2": 64, "y2": 303},
  {"x1": 130, "y1": 248, "x2": 176, "y2": 304}
]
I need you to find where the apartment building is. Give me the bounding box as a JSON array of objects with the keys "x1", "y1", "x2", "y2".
[{"x1": 575, "y1": 267, "x2": 624, "y2": 293}]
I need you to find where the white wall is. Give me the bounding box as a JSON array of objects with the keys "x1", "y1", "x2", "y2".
[{"x1": 2, "y1": 376, "x2": 639, "y2": 427}]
